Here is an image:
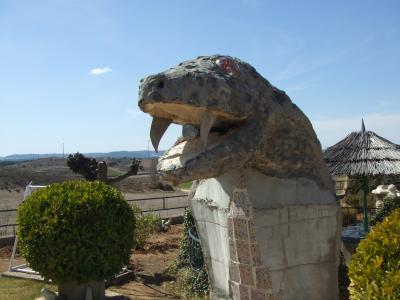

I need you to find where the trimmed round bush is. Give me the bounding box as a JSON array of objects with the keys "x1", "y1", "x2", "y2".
[
  {"x1": 348, "y1": 208, "x2": 400, "y2": 299},
  {"x1": 17, "y1": 180, "x2": 135, "y2": 284}
]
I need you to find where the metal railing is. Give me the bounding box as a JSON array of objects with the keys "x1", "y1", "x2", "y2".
[
  {"x1": 3, "y1": 200, "x2": 379, "y2": 237},
  {"x1": 341, "y1": 206, "x2": 378, "y2": 227},
  {"x1": 188, "y1": 226, "x2": 204, "y2": 269},
  {"x1": 0, "y1": 194, "x2": 188, "y2": 238},
  {"x1": 126, "y1": 194, "x2": 188, "y2": 213},
  {"x1": 0, "y1": 208, "x2": 18, "y2": 238}
]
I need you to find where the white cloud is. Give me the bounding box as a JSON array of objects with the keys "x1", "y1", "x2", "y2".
[
  {"x1": 311, "y1": 113, "x2": 400, "y2": 148},
  {"x1": 89, "y1": 67, "x2": 112, "y2": 75}
]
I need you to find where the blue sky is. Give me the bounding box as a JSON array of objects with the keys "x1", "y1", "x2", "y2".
[{"x1": 1, "y1": 0, "x2": 399, "y2": 156}]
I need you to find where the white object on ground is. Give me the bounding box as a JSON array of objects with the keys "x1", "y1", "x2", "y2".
[
  {"x1": 8, "y1": 183, "x2": 47, "y2": 273},
  {"x1": 372, "y1": 184, "x2": 400, "y2": 197},
  {"x1": 41, "y1": 288, "x2": 57, "y2": 300}
]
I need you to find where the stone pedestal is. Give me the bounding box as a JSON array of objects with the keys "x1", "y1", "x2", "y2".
[
  {"x1": 58, "y1": 281, "x2": 105, "y2": 300},
  {"x1": 190, "y1": 170, "x2": 340, "y2": 300}
]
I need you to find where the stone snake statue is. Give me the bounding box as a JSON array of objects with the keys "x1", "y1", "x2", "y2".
[{"x1": 138, "y1": 55, "x2": 340, "y2": 300}]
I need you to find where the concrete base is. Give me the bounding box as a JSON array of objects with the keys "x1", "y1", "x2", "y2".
[
  {"x1": 35, "y1": 289, "x2": 127, "y2": 300},
  {"x1": 2, "y1": 270, "x2": 43, "y2": 281},
  {"x1": 190, "y1": 170, "x2": 340, "y2": 300},
  {"x1": 59, "y1": 281, "x2": 105, "y2": 300},
  {"x1": 2, "y1": 268, "x2": 134, "y2": 286}
]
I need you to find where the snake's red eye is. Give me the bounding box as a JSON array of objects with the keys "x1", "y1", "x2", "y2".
[{"x1": 215, "y1": 56, "x2": 239, "y2": 75}]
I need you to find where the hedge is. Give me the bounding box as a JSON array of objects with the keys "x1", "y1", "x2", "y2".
[{"x1": 17, "y1": 180, "x2": 135, "y2": 284}]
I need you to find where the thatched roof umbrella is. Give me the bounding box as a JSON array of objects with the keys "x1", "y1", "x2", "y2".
[{"x1": 324, "y1": 120, "x2": 400, "y2": 231}]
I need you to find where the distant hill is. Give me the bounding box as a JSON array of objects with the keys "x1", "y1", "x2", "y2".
[{"x1": 1, "y1": 150, "x2": 164, "y2": 161}]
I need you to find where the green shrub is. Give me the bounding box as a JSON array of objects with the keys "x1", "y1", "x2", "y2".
[
  {"x1": 130, "y1": 204, "x2": 161, "y2": 249},
  {"x1": 370, "y1": 196, "x2": 400, "y2": 226},
  {"x1": 177, "y1": 208, "x2": 195, "y2": 268},
  {"x1": 168, "y1": 268, "x2": 209, "y2": 299},
  {"x1": 185, "y1": 267, "x2": 209, "y2": 298},
  {"x1": 167, "y1": 208, "x2": 209, "y2": 298},
  {"x1": 17, "y1": 180, "x2": 135, "y2": 284},
  {"x1": 348, "y1": 208, "x2": 400, "y2": 299}
]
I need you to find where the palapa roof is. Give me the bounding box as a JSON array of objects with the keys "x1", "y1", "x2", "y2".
[{"x1": 324, "y1": 120, "x2": 400, "y2": 176}]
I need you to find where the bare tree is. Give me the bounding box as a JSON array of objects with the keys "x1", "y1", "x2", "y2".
[{"x1": 67, "y1": 152, "x2": 140, "y2": 184}]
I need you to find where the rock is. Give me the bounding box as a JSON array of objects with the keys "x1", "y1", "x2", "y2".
[{"x1": 41, "y1": 288, "x2": 57, "y2": 300}]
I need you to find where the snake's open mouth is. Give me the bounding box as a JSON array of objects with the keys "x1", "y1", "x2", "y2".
[{"x1": 141, "y1": 102, "x2": 246, "y2": 176}]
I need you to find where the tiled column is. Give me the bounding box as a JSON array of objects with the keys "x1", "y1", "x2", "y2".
[{"x1": 228, "y1": 187, "x2": 278, "y2": 300}]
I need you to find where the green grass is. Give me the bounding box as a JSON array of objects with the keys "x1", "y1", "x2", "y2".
[
  {"x1": 176, "y1": 181, "x2": 193, "y2": 190},
  {"x1": 0, "y1": 276, "x2": 56, "y2": 300},
  {"x1": 107, "y1": 167, "x2": 124, "y2": 177}
]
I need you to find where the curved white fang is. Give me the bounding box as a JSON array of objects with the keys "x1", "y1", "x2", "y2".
[
  {"x1": 150, "y1": 117, "x2": 172, "y2": 152},
  {"x1": 200, "y1": 112, "x2": 216, "y2": 149}
]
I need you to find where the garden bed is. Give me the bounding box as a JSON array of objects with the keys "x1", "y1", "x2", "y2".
[{"x1": 0, "y1": 224, "x2": 184, "y2": 300}]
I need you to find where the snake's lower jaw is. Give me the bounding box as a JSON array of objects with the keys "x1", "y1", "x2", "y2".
[{"x1": 141, "y1": 102, "x2": 245, "y2": 182}]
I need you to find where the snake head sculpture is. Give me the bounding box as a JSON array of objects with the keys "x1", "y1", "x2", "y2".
[{"x1": 139, "y1": 55, "x2": 332, "y2": 189}]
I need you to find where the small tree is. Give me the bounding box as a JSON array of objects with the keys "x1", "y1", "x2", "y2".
[
  {"x1": 17, "y1": 180, "x2": 135, "y2": 300},
  {"x1": 348, "y1": 208, "x2": 400, "y2": 299},
  {"x1": 67, "y1": 152, "x2": 140, "y2": 183}
]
